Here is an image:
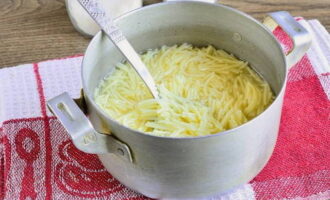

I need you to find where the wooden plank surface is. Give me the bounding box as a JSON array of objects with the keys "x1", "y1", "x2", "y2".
[{"x1": 0, "y1": 0, "x2": 329, "y2": 68}]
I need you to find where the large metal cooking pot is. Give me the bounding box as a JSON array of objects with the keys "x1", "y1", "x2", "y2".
[{"x1": 47, "y1": 1, "x2": 311, "y2": 199}]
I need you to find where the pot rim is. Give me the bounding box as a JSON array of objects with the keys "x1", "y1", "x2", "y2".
[{"x1": 82, "y1": 1, "x2": 288, "y2": 140}]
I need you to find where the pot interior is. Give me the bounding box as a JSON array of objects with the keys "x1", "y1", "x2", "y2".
[{"x1": 83, "y1": 1, "x2": 286, "y2": 106}]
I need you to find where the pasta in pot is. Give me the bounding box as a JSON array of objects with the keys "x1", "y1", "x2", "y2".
[{"x1": 94, "y1": 44, "x2": 274, "y2": 137}]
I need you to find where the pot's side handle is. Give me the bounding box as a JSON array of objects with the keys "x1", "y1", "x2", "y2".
[
  {"x1": 47, "y1": 92, "x2": 133, "y2": 163},
  {"x1": 263, "y1": 11, "x2": 312, "y2": 68}
]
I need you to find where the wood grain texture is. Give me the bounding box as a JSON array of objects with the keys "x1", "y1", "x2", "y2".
[{"x1": 0, "y1": 0, "x2": 329, "y2": 68}]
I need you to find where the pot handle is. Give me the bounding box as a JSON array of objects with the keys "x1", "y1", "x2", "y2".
[
  {"x1": 263, "y1": 11, "x2": 312, "y2": 68},
  {"x1": 47, "y1": 92, "x2": 133, "y2": 163}
]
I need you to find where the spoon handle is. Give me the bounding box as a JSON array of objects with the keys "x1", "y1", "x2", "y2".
[{"x1": 78, "y1": 0, "x2": 159, "y2": 99}]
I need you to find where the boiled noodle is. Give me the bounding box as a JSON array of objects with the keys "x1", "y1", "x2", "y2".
[{"x1": 94, "y1": 44, "x2": 274, "y2": 137}]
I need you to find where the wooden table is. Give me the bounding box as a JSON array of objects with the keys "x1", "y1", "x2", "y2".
[{"x1": 1, "y1": 0, "x2": 329, "y2": 68}]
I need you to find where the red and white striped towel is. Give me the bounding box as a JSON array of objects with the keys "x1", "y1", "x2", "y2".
[{"x1": 0, "y1": 19, "x2": 329, "y2": 200}]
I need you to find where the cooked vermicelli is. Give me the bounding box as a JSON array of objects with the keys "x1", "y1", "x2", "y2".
[{"x1": 94, "y1": 44, "x2": 274, "y2": 137}]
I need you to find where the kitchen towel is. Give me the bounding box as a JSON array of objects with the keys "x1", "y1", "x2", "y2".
[{"x1": 0, "y1": 19, "x2": 329, "y2": 200}]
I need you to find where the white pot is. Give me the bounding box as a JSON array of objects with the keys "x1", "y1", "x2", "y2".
[{"x1": 65, "y1": 0, "x2": 143, "y2": 37}]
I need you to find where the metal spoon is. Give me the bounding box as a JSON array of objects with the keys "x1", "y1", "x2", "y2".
[{"x1": 78, "y1": 0, "x2": 159, "y2": 99}]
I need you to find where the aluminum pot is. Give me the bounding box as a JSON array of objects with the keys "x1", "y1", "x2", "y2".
[{"x1": 48, "y1": 1, "x2": 311, "y2": 199}]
